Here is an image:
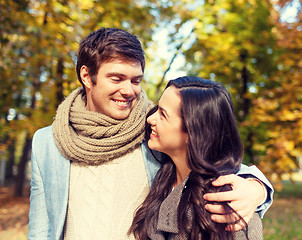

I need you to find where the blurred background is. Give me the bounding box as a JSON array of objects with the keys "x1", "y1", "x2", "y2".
[{"x1": 0, "y1": 0, "x2": 301, "y2": 239}]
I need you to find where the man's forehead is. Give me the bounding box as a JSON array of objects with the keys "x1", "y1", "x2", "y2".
[
  {"x1": 102, "y1": 58, "x2": 142, "y2": 67},
  {"x1": 98, "y1": 59, "x2": 144, "y2": 77}
]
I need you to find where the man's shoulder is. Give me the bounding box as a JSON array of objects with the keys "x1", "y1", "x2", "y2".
[
  {"x1": 32, "y1": 125, "x2": 56, "y2": 151},
  {"x1": 33, "y1": 125, "x2": 53, "y2": 143},
  {"x1": 32, "y1": 125, "x2": 68, "y2": 165},
  {"x1": 34, "y1": 125, "x2": 52, "y2": 137}
]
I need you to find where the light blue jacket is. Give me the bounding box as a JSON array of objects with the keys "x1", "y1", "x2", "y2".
[{"x1": 28, "y1": 126, "x2": 273, "y2": 240}]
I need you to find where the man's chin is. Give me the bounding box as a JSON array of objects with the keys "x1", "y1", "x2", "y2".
[{"x1": 110, "y1": 110, "x2": 131, "y2": 120}]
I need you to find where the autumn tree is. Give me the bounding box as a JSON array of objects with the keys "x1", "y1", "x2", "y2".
[
  {"x1": 148, "y1": 0, "x2": 301, "y2": 186},
  {"x1": 0, "y1": 0, "x2": 31, "y2": 180},
  {"x1": 249, "y1": 1, "x2": 302, "y2": 186},
  {"x1": 165, "y1": 0, "x2": 277, "y2": 164}
]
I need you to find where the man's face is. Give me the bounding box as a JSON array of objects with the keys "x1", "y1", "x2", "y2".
[{"x1": 84, "y1": 59, "x2": 143, "y2": 120}]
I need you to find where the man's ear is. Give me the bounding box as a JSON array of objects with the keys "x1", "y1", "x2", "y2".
[{"x1": 80, "y1": 65, "x2": 92, "y2": 89}]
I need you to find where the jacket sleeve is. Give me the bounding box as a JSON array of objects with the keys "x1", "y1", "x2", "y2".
[
  {"x1": 28, "y1": 130, "x2": 49, "y2": 240},
  {"x1": 237, "y1": 164, "x2": 274, "y2": 218}
]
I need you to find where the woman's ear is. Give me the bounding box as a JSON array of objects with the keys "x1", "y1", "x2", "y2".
[
  {"x1": 185, "y1": 133, "x2": 189, "y2": 145},
  {"x1": 80, "y1": 65, "x2": 92, "y2": 89}
]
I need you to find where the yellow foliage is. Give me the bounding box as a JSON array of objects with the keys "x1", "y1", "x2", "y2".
[
  {"x1": 279, "y1": 109, "x2": 300, "y2": 121},
  {"x1": 253, "y1": 143, "x2": 266, "y2": 151},
  {"x1": 79, "y1": 0, "x2": 94, "y2": 10}
]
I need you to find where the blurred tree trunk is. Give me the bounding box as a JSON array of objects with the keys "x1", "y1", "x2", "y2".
[
  {"x1": 14, "y1": 132, "x2": 31, "y2": 196},
  {"x1": 14, "y1": 78, "x2": 39, "y2": 196},
  {"x1": 6, "y1": 138, "x2": 15, "y2": 179},
  {"x1": 56, "y1": 57, "x2": 64, "y2": 106},
  {"x1": 239, "y1": 49, "x2": 254, "y2": 164}
]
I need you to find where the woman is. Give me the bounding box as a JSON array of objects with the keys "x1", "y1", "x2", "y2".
[{"x1": 129, "y1": 76, "x2": 262, "y2": 239}]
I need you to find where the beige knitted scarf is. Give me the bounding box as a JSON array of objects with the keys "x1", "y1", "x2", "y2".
[{"x1": 52, "y1": 87, "x2": 153, "y2": 165}]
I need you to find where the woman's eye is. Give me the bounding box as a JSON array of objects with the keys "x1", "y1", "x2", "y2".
[{"x1": 160, "y1": 110, "x2": 166, "y2": 118}]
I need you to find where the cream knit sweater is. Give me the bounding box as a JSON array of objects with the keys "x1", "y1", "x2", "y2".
[{"x1": 64, "y1": 147, "x2": 149, "y2": 239}]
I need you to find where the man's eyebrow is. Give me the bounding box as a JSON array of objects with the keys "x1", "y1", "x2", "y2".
[
  {"x1": 106, "y1": 72, "x2": 126, "y2": 78},
  {"x1": 105, "y1": 72, "x2": 144, "y2": 79},
  {"x1": 133, "y1": 74, "x2": 144, "y2": 79}
]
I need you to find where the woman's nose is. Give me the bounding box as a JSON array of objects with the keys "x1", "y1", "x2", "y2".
[{"x1": 147, "y1": 112, "x2": 156, "y2": 125}]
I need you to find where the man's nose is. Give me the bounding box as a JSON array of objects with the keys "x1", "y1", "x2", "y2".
[{"x1": 120, "y1": 80, "x2": 135, "y2": 96}]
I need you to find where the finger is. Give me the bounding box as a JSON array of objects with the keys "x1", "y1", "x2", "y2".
[
  {"x1": 210, "y1": 213, "x2": 240, "y2": 224},
  {"x1": 227, "y1": 206, "x2": 249, "y2": 219},
  {"x1": 211, "y1": 174, "x2": 239, "y2": 187},
  {"x1": 225, "y1": 212, "x2": 255, "y2": 231},
  {"x1": 205, "y1": 203, "x2": 227, "y2": 214},
  {"x1": 226, "y1": 200, "x2": 248, "y2": 214},
  {"x1": 203, "y1": 190, "x2": 240, "y2": 202},
  {"x1": 205, "y1": 198, "x2": 250, "y2": 221},
  {"x1": 205, "y1": 202, "x2": 247, "y2": 216},
  {"x1": 225, "y1": 220, "x2": 247, "y2": 231}
]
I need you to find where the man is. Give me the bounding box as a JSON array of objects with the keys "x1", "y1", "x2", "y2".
[{"x1": 28, "y1": 28, "x2": 273, "y2": 239}]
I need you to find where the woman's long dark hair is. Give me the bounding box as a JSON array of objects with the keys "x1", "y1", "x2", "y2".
[{"x1": 129, "y1": 76, "x2": 244, "y2": 239}]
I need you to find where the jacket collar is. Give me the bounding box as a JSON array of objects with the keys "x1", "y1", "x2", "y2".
[
  {"x1": 157, "y1": 175, "x2": 189, "y2": 234},
  {"x1": 140, "y1": 141, "x2": 162, "y2": 187}
]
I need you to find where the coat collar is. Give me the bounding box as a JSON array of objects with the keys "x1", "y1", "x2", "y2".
[{"x1": 157, "y1": 175, "x2": 189, "y2": 234}]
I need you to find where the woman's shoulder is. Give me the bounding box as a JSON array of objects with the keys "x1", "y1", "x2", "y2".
[{"x1": 234, "y1": 213, "x2": 263, "y2": 240}]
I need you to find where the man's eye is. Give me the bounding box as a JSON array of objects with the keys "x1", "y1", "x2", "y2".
[
  {"x1": 132, "y1": 79, "x2": 142, "y2": 84},
  {"x1": 112, "y1": 78, "x2": 121, "y2": 82}
]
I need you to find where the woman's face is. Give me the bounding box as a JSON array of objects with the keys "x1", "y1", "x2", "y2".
[{"x1": 147, "y1": 86, "x2": 188, "y2": 159}]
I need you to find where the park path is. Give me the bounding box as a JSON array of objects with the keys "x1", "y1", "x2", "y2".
[{"x1": 0, "y1": 184, "x2": 29, "y2": 240}]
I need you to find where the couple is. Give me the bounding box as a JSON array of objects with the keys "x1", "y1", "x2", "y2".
[{"x1": 28, "y1": 28, "x2": 273, "y2": 239}]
